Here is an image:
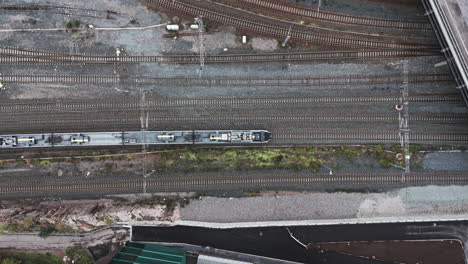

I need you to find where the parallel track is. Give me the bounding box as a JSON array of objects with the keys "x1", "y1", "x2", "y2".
[
  {"x1": 1, "y1": 111, "x2": 467, "y2": 144},
  {"x1": 0, "y1": 49, "x2": 439, "y2": 65},
  {"x1": 272, "y1": 130, "x2": 468, "y2": 144},
  {"x1": 1, "y1": 113, "x2": 467, "y2": 124},
  {"x1": 143, "y1": 0, "x2": 436, "y2": 49},
  {"x1": 0, "y1": 73, "x2": 452, "y2": 86},
  {"x1": 217, "y1": 0, "x2": 432, "y2": 30},
  {"x1": 0, "y1": 94, "x2": 462, "y2": 113},
  {"x1": 1, "y1": 172, "x2": 467, "y2": 197}
]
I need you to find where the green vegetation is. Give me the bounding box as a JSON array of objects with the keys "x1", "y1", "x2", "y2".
[
  {"x1": 163, "y1": 199, "x2": 178, "y2": 212},
  {"x1": 104, "y1": 163, "x2": 113, "y2": 173},
  {"x1": 0, "y1": 249, "x2": 94, "y2": 264},
  {"x1": 203, "y1": 22, "x2": 213, "y2": 31},
  {"x1": 0, "y1": 252, "x2": 62, "y2": 264},
  {"x1": 0, "y1": 220, "x2": 83, "y2": 236},
  {"x1": 38, "y1": 224, "x2": 56, "y2": 238},
  {"x1": 160, "y1": 197, "x2": 189, "y2": 211},
  {"x1": 0, "y1": 258, "x2": 21, "y2": 264},
  {"x1": 139, "y1": 196, "x2": 193, "y2": 213},
  {"x1": 409, "y1": 144, "x2": 421, "y2": 155},
  {"x1": 178, "y1": 198, "x2": 190, "y2": 208},
  {"x1": 390, "y1": 145, "x2": 402, "y2": 153},
  {"x1": 100, "y1": 215, "x2": 113, "y2": 225},
  {"x1": 22, "y1": 18, "x2": 37, "y2": 25},
  {"x1": 0, "y1": 219, "x2": 36, "y2": 234},
  {"x1": 3, "y1": 144, "x2": 464, "y2": 174},
  {"x1": 65, "y1": 20, "x2": 81, "y2": 30},
  {"x1": 39, "y1": 160, "x2": 51, "y2": 167},
  {"x1": 156, "y1": 145, "x2": 402, "y2": 172},
  {"x1": 65, "y1": 249, "x2": 94, "y2": 264}
]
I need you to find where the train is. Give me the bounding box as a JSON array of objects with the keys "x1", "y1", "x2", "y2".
[{"x1": 0, "y1": 130, "x2": 271, "y2": 148}]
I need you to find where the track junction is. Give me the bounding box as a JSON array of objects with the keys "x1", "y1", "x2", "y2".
[{"x1": 0, "y1": 0, "x2": 466, "y2": 200}]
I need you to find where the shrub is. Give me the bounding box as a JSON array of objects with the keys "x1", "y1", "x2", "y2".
[
  {"x1": 0, "y1": 252, "x2": 62, "y2": 264},
  {"x1": 374, "y1": 145, "x2": 384, "y2": 152},
  {"x1": 0, "y1": 257, "x2": 21, "y2": 264},
  {"x1": 65, "y1": 20, "x2": 81, "y2": 30},
  {"x1": 38, "y1": 224, "x2": 56, "y2": 238},
  {"x1": 65, "y1": 249, "x2": 94, "y2": 264}
]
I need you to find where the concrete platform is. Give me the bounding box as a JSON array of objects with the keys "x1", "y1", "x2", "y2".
[{"x1": 423, "y1": 0, "x2": 468, "y2": 104}]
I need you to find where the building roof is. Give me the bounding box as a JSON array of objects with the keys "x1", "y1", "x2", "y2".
[
  {"x1": 111, "y1": 242, "x2": 187, "y2": 264},
  {"x1": 197, "y1": 255, "x2": 252, "y2": 264}
]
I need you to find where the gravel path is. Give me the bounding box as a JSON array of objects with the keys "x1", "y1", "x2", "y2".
[
  {"x1": 179, "y1": 187, "x2": 468, "y2": 222},
  {"x1": 0, "y1": 227, "x2": 128, "y2": 249}
]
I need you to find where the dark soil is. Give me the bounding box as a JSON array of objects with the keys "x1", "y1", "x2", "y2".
[{"x1": 310, "y1": 240, "x2": 466, "y2": 264}]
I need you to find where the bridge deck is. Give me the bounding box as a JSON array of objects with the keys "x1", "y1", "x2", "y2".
[{"x1": 423, "y1": 0, "x2": 468, "y2": 105}]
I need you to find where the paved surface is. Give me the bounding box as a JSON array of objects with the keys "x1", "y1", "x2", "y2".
[
  {"x1": 0, "y1": 227, "x2": 129, "y2": 249},
  {"x1": 131, "y1": 215, "x2": 468, "y2": 228},
  {"x1": 174, "y1": 187, "x2": 468, "y2": 223},
  {"x1": 112, "y1": 185, "x2": 468, "y2": 227},
  {"x1": 423, "y1": 152, "x2": 468, "y2": 170},
  {"x1": 132, "y1": 222, "x2": 468, "y2": 263}
]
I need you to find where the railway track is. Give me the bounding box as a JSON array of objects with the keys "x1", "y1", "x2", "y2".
[
  {"x1": 149, "y1": 114, "x2": 468, "y2": 123},
  {"x1": 0, "y1": 172, "x2": 467, "y2": 197},
  {"x1": 272, "y1": 130, "x2": 468, "y2": 144},
  {"x1": 143, "y1": 0, "x2": 436, "y2": 49},
  {"x1": 215, "y1": 0, "x2": 432, "y2": 31},
  {"x1": 0, "y1": 4, "x2": 124, "y2": 19},
  {"x1": 1, "y1": 112, "x2": 467, "y2": 124},
  {"x1": 0, "y1": 93, "x2": 462, "y2": 113},
  {"x1": 0, "y1": 116, "x2": 468, "y2": 129},
  {"x1": 0, "y1": 49, "x2": 439, "y2": 65},
  {"x1": 1, "y1": 111, "x2": 467, "y2": 144},
  {"x1": 0, "y1": 73, "x2": 452, "y2": 86}
]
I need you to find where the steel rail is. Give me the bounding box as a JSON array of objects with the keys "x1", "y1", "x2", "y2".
[
  {"x1": 272, "y1": 130, "x2": 468, "y2": 144},
  {"x1": 0, "y1": 73, "x2": 452, "y2": 86},
  {"x1": 143, "y1": 0, "x2": 436, "y2": 49},
  {"x1": 0, "y1": 49, "x2": 439, "y2": 65},
  {"x1": 1, "y1": 113, "x2": 466, "y2": 124},
  {"x1": 217, "y1": 0, "x2": 432, "y2": 30},
  {"x1": 0, "y1": 45, "x2": 438, "y2": 57},
  {"x1": 0, "y1": 94, "x2": 462, "y2": 113},
  {"x1": 0, "y1": 172, "x2": 467, "y2": 197}
]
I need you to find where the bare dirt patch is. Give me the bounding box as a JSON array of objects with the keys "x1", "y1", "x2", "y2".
[
  {"x1": 251, "y1": 37, "x2": 278, "y2": 51},
  {"x1": 310, "y1": 240, "x2": 466, "y2": 264},
  {"x1": 0, "y1": 195, "x2": 186, "y2": 232}
]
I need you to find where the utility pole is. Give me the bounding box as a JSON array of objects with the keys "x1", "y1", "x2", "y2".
[
  {"x1": 140, "y1": 88, "x2": 149, "y2": 193},
  {"x1": 398, "y1": 61, "x2": 410, "y2": 181},
  {"x1": 282, "y1": 26, "x2": 292, "y2": 47},
  {"x1": 195, "y1": 17, "x2": 205, "y2": 78}
]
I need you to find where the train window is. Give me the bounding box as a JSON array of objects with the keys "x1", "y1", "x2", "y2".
[
  {"x1": 126, "y1": 138, "x2": 137, "y2": 144},
  {"x1": 157, "y1": 134, "x2": 175, "y2": 141}
]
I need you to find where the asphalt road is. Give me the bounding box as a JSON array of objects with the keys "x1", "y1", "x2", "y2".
[{"x1": 133, "y1": 221, "x2": 468, "y2": 263}]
